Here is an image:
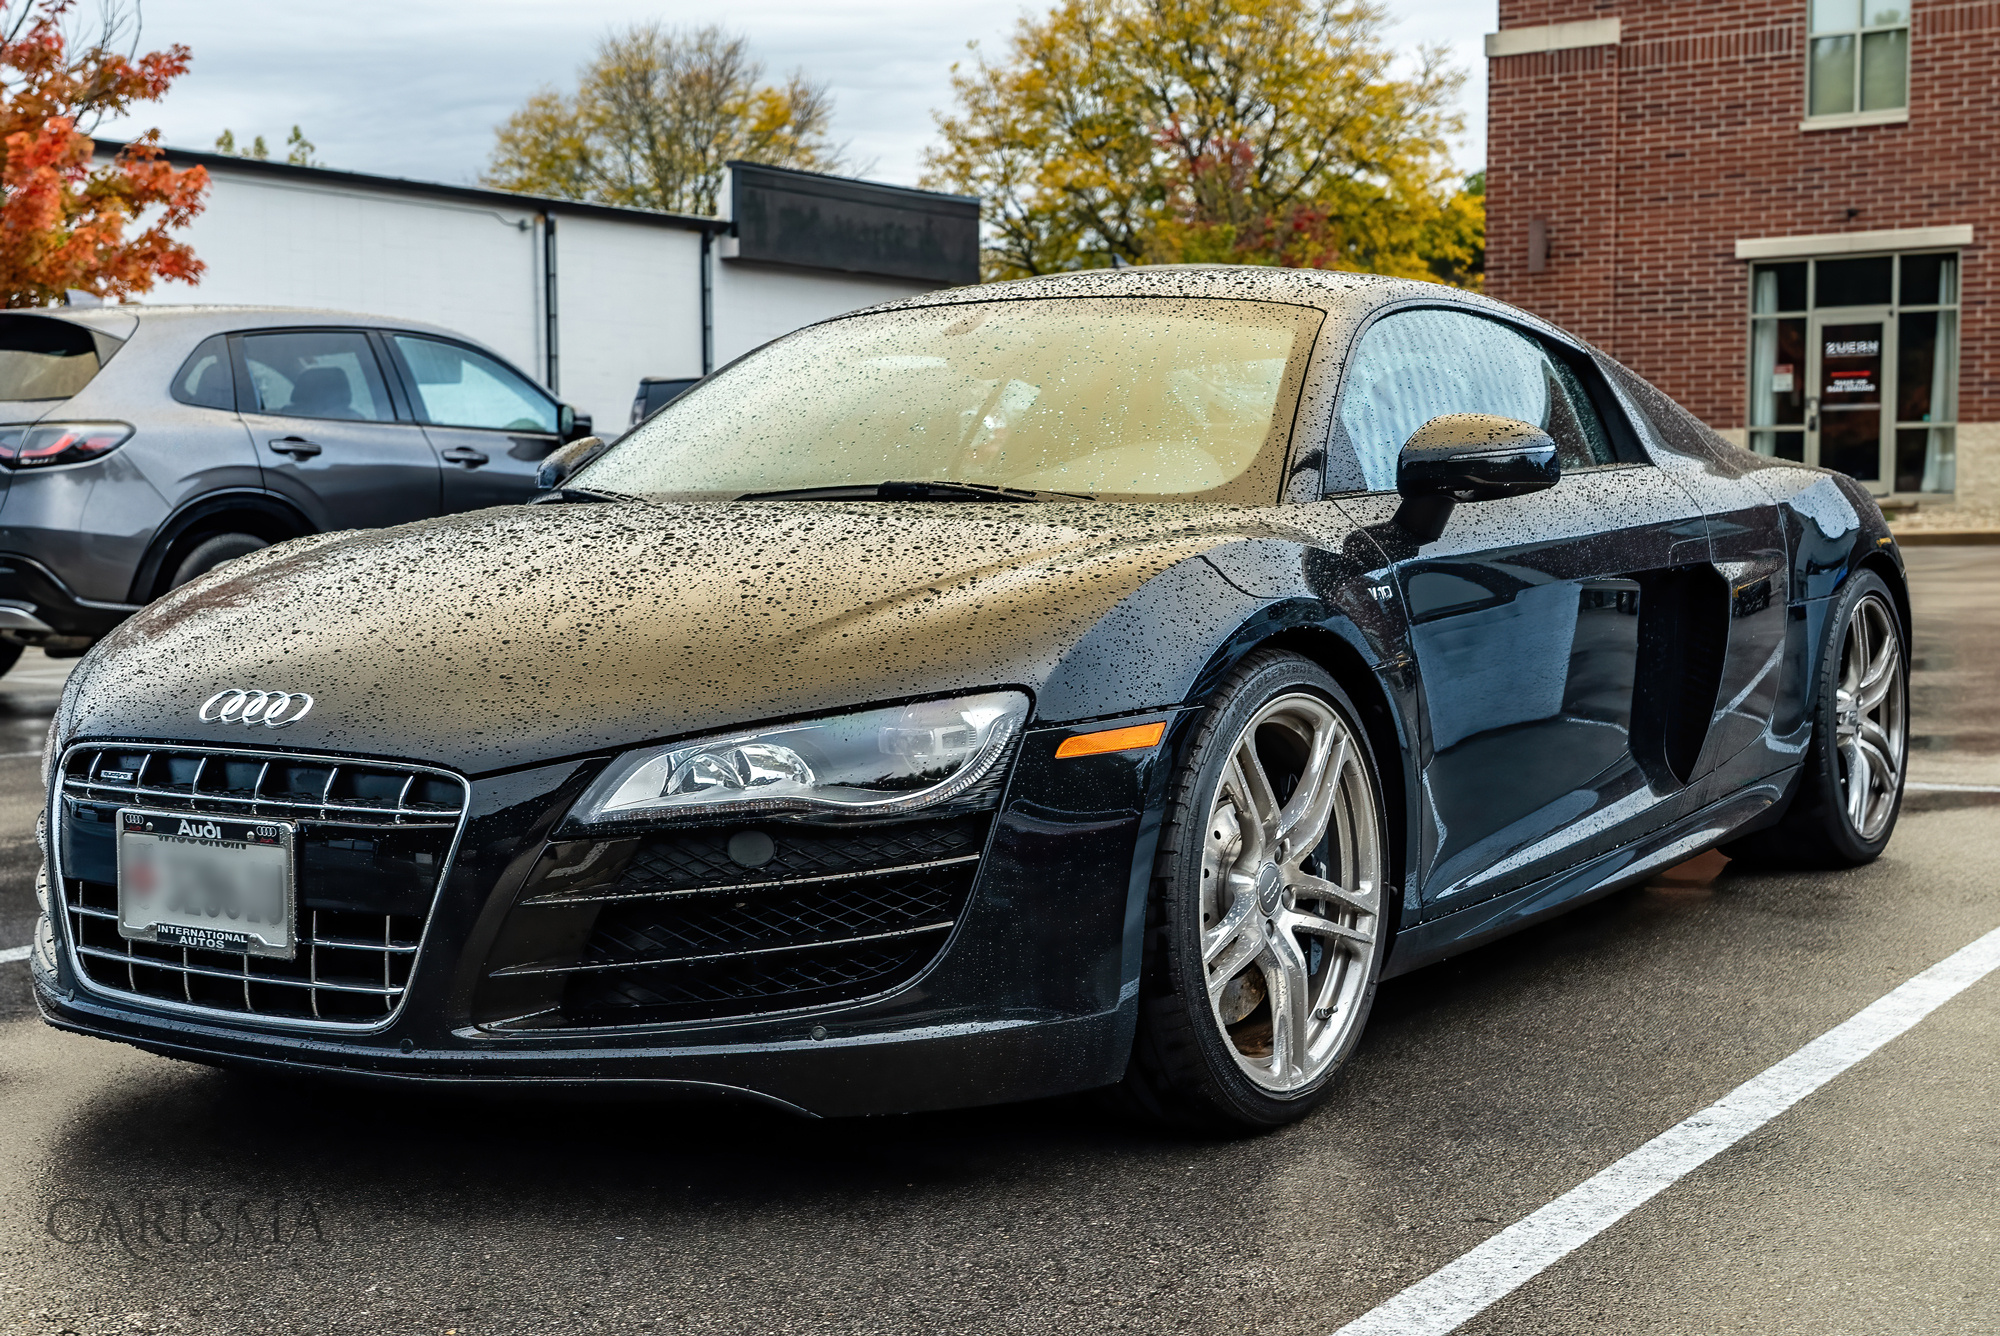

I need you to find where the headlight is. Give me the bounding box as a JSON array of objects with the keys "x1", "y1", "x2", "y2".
[{"x1": 568, "y1": 690, "x2": 1031, "y2": 828}]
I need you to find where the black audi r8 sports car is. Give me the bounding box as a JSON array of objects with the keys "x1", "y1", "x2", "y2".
[{"x1": 31, "y1": 267, "x2": 1909, "y2": 1132}]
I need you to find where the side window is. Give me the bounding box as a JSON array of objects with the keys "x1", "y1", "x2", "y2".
[
  {"x1": 240, "y1": 330, "x2": 394, "y2": 423},
  {"x1": 391, "y1": 336, "x2": 558, "y2": 434},
  {"x1": 1336, "y1": 309, "x2": 1617, "y2": 491},
  {"x1": 170, "y1": 335, "x2": 235, "y2": 410}
]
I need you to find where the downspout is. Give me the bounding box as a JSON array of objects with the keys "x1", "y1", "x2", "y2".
[
  {"x1": 542, "y1": 211, "x2": 560, "y2": 393},
  {"x1": 700, "y1": 226, "x2": 714, "y2": 376}
]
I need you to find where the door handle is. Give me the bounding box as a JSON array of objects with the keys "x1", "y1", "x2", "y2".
[
  {"x1": 268, "y1": 436, "x2": 322, "y2": 459},
  {"x1": 442, "y1": 447, "x2": 489, "y2": 468},
  {"x1": 1805, "y1": 396, "x2": 1820, "y2": 433}
]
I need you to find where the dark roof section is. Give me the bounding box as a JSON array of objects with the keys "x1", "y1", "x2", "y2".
[
  {"x1": 727, "y1": 161, "x2": 980, "y2": 285},
  {"x1": 91, "y1": 136, "x2": 720, "y2": 233}
]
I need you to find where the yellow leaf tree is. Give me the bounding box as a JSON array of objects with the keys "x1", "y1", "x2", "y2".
[
  {"x1": 483, "y1": 24, "x2": 856, "y2": 216},
  {"x1": 923, "y1": 0, "x2": 1482, "y2": 284}
]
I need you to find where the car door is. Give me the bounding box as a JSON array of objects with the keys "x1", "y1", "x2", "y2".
[
  {"x1": 380, "y1": 333, "x2": 564, "y2": 512},
  {"x1": 234, "y1": 328, "x2": 442, "y2": 529},
  {"x1": 1602, "y1": 360, "x2": 1794, "y2": 802},
  {"x1": 1330, "y1": 307, "x2": 1719, "y2": 918}
]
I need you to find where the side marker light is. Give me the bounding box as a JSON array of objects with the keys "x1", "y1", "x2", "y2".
[{"x1": 1054, "y1": 721, "x2": 1166, "y2": 759}]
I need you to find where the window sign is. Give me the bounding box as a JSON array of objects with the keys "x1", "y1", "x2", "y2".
[{"x1": 1822, "y1": 332, "x2": 1880, "y2": 399}]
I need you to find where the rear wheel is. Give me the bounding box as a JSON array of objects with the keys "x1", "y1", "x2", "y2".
[
  {"x1": 1121, "y1": 652, "x2": 1390, "y2": 1133},
  {"x1": 166, "y1": 532, "x2": 268, "y2": 592},
  {"x1": 1725, "y1": 570, "x2": 1907, "y2": 868}
]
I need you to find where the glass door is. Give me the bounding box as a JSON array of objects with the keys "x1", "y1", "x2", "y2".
[
  {"x1": 1749, "y1": 252, "x2": 1959, "y2": 496},
  {"x1": 1808, "y1": 310, "x2": 1891, "y2": 490}
]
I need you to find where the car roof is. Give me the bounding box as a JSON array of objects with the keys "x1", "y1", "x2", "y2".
[
  {"x1": 0, "y1": 303, "x2": 479, "y2": 344},
  {"x1": 850, "y1": 264, "x2": 1575, "y2": 350}
]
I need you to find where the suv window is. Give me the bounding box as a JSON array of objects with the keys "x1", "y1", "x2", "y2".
[
  {"x1": 241, "y1": 330, "x2": 394, "y2": 423},
  {"x1": 1337, "y1": 308, "x2": 1616, "y2": 492},
  {"x1": 391, "y1": 336, "x2": 557, "y2": 433},
  {"x1": 171, "y1": 335, "x2": 235, "y2": 410},
  {"x1": 0, "y1": 314, "x2": 124, "y2": 402}
]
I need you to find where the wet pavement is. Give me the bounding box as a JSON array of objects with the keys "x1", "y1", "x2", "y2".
[
  {"x1": 0, "y1": 549, "x2": 1995, "y2": 1336},
  {"x1": 1904, "y1": 547, "x2": 2000, "y2": 787}
]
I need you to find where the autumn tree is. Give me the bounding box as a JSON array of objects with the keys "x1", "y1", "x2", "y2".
[
  {"x1": 922, "y1": 0, "x2": 1482, "y2": 284},
  {"x1": 1, "y1": 0, "x2": 208, "y2": 306},
  {"x1": 483, "y1": 24, "x2": 855, "y2": 216}
]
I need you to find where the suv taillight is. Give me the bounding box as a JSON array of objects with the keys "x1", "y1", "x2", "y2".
[{"x1": 0, "y1": 422, "x2": 133, "y2": 468}]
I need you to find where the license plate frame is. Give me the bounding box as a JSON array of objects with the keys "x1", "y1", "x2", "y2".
[{"x1": 116, "y1": 808, "x2": 297, "y2": 960}]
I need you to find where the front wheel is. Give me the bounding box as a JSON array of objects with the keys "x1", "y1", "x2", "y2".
[
  {"x1": 1121, "y1": 651, "x2": 1390, "y2": 1133},
  {"x1": 1725, "y1": 570, "x2": 1908, "y2": 868}
]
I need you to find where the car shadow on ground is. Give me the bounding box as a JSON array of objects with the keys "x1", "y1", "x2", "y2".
[{"x1": 29, "y1": 853, "x2": 1758, "y2": 1215}]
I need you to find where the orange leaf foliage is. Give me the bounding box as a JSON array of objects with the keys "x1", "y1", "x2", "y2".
[{"x1": 1, "y1": 0, "x2": 208, "y2": 307}]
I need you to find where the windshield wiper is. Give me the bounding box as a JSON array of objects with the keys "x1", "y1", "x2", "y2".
[
  {"x1": 530, "y1": 486, "x2": 636, "y2": 506},
  {"x1": 737, "y1": 480, "x2": 1094, "y2": 503}
]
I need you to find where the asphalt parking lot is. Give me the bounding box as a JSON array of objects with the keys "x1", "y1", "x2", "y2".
[{"x1": 0, "y1": 549, "x2": 1995, "y2": 1336}]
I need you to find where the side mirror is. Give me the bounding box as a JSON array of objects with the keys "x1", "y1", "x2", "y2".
[
  {"x1": 559, "y1": 405, "x2": 594, "y2": 443},
  {"x1": 1393, "y1": 414, "x2": 1560, "y2": 543},
  {"x1": 536, "y1": 435, "x2": 606, "y2": 491}
]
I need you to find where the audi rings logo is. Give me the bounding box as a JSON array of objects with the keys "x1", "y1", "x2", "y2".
[{"x1": 198, "y1": 689, "x2": 315, "y2": 728}]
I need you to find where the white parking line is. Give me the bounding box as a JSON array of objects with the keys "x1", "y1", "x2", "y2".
[
  {"x1": 1331, "y1": 921, "x2": 2000, "y2": 1336},
  {"x1": 1906, "y1": 781, "x2": 2000, "y2": 793},
  {"x1": 0, "y1": 945, "x2": 28, "y2": 965}
]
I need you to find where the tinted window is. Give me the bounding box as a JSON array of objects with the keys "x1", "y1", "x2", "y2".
[
  {"x1": 171, "y1": 335, "x2": 235, "y2": 410},
  {"x1": 1815, "y1": 256, "x2": 1892, "y2": 307},
  {"x1": 242, "y1": 330, "x2": 394, "y2": 423},
  {"x1": 0, "y1": 314, "x2": 122, "y2": 402},
  {"x1": 393, "y1": 337, "x2": 557, "y2": 433},
  {"x1": 1337, "y1": 308, "x2": 1616, "y2": 491}
]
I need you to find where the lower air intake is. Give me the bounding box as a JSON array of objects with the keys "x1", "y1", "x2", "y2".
[{"x1": 480, "y1": 814, "x2": 990, "y2": 1028}]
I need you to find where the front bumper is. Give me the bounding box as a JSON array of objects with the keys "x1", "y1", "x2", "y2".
[{"x1": 34, "y1": 717, "x2": 1187, "y2": 1116}]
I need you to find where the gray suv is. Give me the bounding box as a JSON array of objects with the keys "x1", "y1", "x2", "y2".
[{"x1": 0, "y1": 305, "x2": 591, "y2": 666}]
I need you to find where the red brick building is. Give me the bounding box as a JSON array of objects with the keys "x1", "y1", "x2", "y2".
[{"x1": 1484, "y1": 2, "x2": 1997, "y2": 512}]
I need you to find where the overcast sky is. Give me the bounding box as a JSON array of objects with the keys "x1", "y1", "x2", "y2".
[{"x1": 98, "y1": 0, "x2": 1496, "y2": 193}]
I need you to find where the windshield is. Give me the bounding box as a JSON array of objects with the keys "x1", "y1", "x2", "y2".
[
  {"x1": 579, "y1": 297, "x2": 1323, "y2": 502},
  {"x1": 0, "y1": 314, "x2": 125, "y2": 402}
]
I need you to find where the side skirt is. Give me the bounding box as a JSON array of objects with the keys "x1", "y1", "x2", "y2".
[{"x1": 1381, "y1": 765, "x2": 1800, "y2": 980}]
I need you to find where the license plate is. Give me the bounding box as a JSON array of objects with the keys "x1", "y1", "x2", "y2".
[{"x1": 117, "y1": 809, "x2": 296, "y2": 959}]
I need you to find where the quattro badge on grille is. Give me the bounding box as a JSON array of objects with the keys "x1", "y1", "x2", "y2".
[{"x1": 197, "y1": 689, "x2": 315, "y2": 728}]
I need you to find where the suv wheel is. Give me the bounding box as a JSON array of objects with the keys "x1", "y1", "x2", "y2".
[{"x1": 166, "y1": 532, "x2": 268, "y2": 592}]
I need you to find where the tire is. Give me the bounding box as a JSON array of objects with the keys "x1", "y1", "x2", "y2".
[
  {"x1": 166, "y1": 532, "x2": 269, "y2": 592},
  {"x1": 1723, "y1": 570, "x2": 1907, "y2": 869},
  {"x1": 0, "y1": 640, "x2": 23, "y2": 680},
  {"x1": 1120, "y1": 650, "x2": 1392, "y2": 1134}
]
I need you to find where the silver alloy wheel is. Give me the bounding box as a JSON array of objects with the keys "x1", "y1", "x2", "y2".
[
  {"x1": 1834, "y1": 591, "x2": 1906, "y2": 841},
  {"x1": 1198, "y1": 692, "x2": 1383, "y2": 1093}
]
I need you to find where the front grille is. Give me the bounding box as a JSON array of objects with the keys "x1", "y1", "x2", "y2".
[
  {"x1": 56, "y1": 744, "x2": 468, "y2": 1028},
  {"x1": 485, "y1": 814, "x2": 990, "y2": 1028}
]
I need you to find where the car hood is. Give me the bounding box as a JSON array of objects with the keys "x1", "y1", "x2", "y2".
[{"x1": 63, "y1": 499, "x2": 1333, "y2": 774}]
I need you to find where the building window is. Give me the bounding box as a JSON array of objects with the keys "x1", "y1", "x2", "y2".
[
  {"x1": 1807, "y1": 2, "x2": 1909, "y2": 120},
  {"x1": 1748, "y1": 251, "x2": 1958, "y2": 494}
]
